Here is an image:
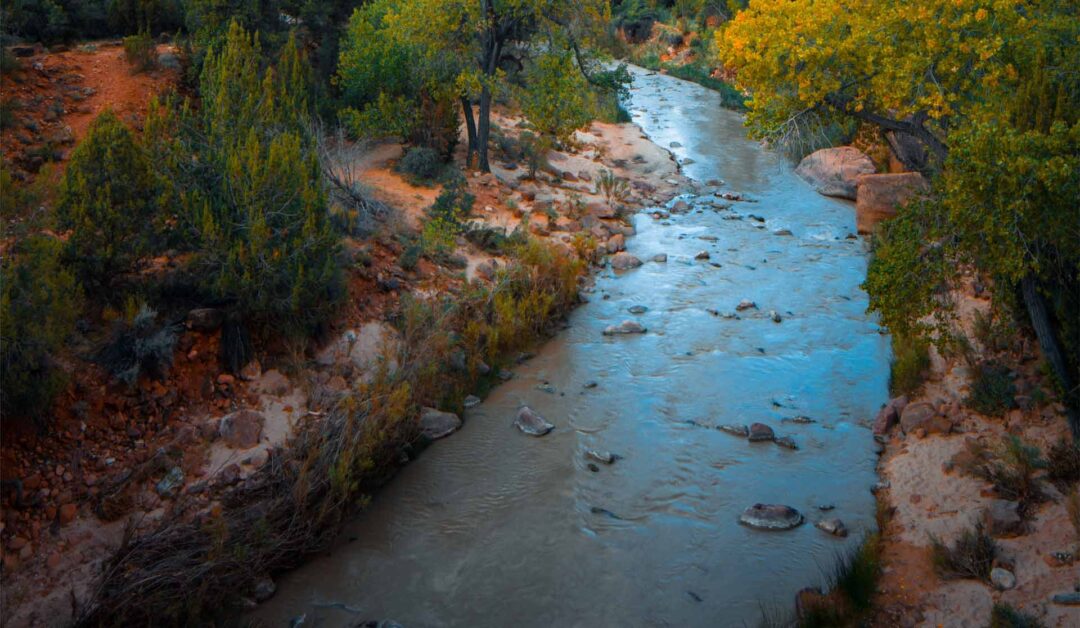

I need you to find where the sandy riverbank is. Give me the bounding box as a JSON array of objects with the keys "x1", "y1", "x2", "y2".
[{"x1": 871, "y1": 279, "x2": 1078, "y2": 627}]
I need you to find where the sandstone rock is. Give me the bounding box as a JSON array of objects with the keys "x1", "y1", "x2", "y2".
[
  {"x1": 610, "y1": 252, "x2": 643, "y2": 270},
  {"x1": 606, "y1": 233, "x2": 626, "y2": 253},
  {"x1": 220, "y1": 410, "x2": 265, "y2": 449},
  {"x1": 694, "y1": 250, "x2": 710, "y2": 260},
  {"x1": 815, "y1": 518, "x2": 848, "y2": 537},
  {"x1": 603, "y1": 320, "x2": 647, "y2": 336},
  {"x1": 795, "y1": 147, "x2": 876, "y2": 200},
  {"x1": 253, "y1": 577, "x2": 277, "y2": 602},
  {"x1": 515, "y1": 406, "x2": 554, "y2": 436},
  {"x1": 239, "y1": 359, "x2": 261, "y2": 381},
  {"x1": 419, "y1": 407, "x2": 461, "y2": 440},
  {"x1": 983, "y1": 499, "x2": 1023, "y2": 537},
  {"x1": 739, "y1": 504, "x2": 804, "y2": 530},
  {"x1": 187, "y1": 307, "x2": 223, "y2": 331},
  {"x1": 855, "y1": 172, "x2": 929, "y2": 234},
  {"x1": 475, "y1": 260, "x2": 498, "y2": 281},
  {"x1": 58, "y1": 503, "x2": 77, "y2": 525},
  {"x1": 775, "y1": 436, "x2": 798, "y2": 450},
  {"x1": 748, "y1": 422, "x2": 775, "y2": 442},
  {"x1": 899, "y1": 401, "x2": 937, "y2": 434},
  {"x1": 990, "y1": 567, "x2": 1016, "y2": 590},
  {"x1": 155, "y1": 467, "x2": 184, "y2": 497},
  {"x1": 873, "y1": 395, "x2": 909, "y2": 435},
  {"x1": 736, "y1": 299, "x2": 756, "y2": 311}
]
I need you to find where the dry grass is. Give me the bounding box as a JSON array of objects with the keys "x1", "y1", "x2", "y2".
[{"x1": 929, "y1": 523, "x2": 998, "y2": 581}]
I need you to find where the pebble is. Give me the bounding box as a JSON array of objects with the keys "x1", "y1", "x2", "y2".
[{"x1": 990, "y1": 567, "x2": 1016, "y2": 590}]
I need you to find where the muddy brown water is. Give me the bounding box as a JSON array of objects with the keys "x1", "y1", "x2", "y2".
[{"x1": 254, "y1": 67, "x2": 891, "y2": 627}]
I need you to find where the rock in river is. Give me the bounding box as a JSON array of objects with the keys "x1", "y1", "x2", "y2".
[
  {"x1": 611, "y1": 252, "x2": 643, "y2": 270},
  {"x1": 815, "y1": 518, "x2": 848, "y2": 537},
  {"x1": 515, "y1": 406, "x2": 554, "y2": 436},
  {"x1": 585, "y1": 449, "x2": 618, "y2": 464},
  {"x1": 736, "y1": 299, "x2": 757, "y2": 311},
  {"x1": 739, "y1": 504, "x2": 804, "y2": 530},
  {"x1": 420, "y1": 407, "x2": 461, "y2": 440},
  {"x1": 794, "y1": 146, "x2": 875, "y2": 200},
  {"x1": 748, "y1": 422, "x2": 775, "y2": 442},
  {"x1": 718, "y1": 424, "x2": 749, "y2": 437},
  {"x1": 603, "y1": 320, "x2": 647, "y2": 336}
]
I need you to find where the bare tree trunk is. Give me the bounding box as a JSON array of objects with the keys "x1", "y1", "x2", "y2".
[
  {"x1": 1022, "y1": 274, "x2": 1080, "y2": 439},
  {"x1": 477, "y1": 85, "x2": 492, "y2": 173},
  {"x1": 461, "y1": 97, "x2": 477, "y2": 168}
]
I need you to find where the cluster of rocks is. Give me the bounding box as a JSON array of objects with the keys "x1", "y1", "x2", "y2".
[
  {"x1": 794, "y1": 146, "x2": 929, "y2": 234},
  {"x1": 872, "y1": 395, "x2": 954, "y2": 438},
  {"x1": 718, "y1": 422, "x2": 799, "y2": 450}
]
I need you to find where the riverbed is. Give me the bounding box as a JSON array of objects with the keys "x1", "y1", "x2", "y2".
[{"x1": 254, "y1": 66, "x2": 891, "y2": 627}]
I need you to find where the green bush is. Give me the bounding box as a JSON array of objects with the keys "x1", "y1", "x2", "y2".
[
  {"x1": 990, "y1": 603, "x2": 1047, "y2": 628},
  {"x1": 965, "y1": 361, "x2": 1017, "y2": 416},
  {"x1": 0, "y1": 235, "x2": 82, "y2": 426},
  {"x1": 959, "y1": 436, "x2": 1046, "y2": 509},
  {"x1": 1047, "y1": 439, "x2": 1080, "y2": 489},
  {"x1": 0, "y1": 97, "x2": 21, "y2": 130},
  {"x1": 57, "y1": 110, "x2": 159, "y2": 288},
  {"x1": 95, "y1": 304, "x2": 179, "y2": 386},
  {"x1": 398, "y1": 146, "x2": 444, "y2": 183},
  {"x1": 123, "y1": 30, "x2": 157, "y2": 72},
  {"x1": 429, "y1": 172, "x2": 475, "y2": 224},
  {"x1": 889, "y1": 331, "x2": 930, "y2": 396}
]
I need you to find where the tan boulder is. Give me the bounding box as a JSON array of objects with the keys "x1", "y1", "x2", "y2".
[
  {"x1": 855, "y1": 173, "x2": 929, "y2": 234},
  {"x1": 794, "y1": 147, "x2": 876, "y2": 199}
]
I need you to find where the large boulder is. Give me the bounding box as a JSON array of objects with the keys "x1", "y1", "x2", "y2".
[
  {"x1": 855, "y1": 173, "x2": 929, "y2": 234},
  {"x1": 419, "y1": 407, "x2": 462, "y2": 440},
  {"x1": 899, "y1": 401, "x2": 937, "y2": 434},
  {"x1": 872, "y1": 395, "x2": 909, "y2": 435},
  {"x1": 795, "y1": 147, "x2": 876, "y2": 200},
  {"x1": 739, "y1": 504, "x2": 804, "y2": 530},
  {"x1": 219, "y1": 410, "x2": 265, "y2": 449}
]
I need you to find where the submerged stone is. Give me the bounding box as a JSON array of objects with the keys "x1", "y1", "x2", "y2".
[{"x1": 739, "y1": 504, "x2": 804, "y2": 530}]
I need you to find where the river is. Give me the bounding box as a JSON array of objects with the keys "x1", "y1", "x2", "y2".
[{"x1": 254, "y1": 67, "x2": 891, "y2": 627}]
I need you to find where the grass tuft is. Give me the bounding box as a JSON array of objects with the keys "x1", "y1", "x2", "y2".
[{"x1": 929, "y1": 523, "x2": 997, "y2": 581}]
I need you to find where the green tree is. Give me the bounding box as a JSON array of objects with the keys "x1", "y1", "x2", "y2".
[
  {"x1": 162, "y1": 22, "x2": 342, "y2": 335},
  {"x1": 337, "y1": 0, "x2": 612, "y2": 172},
  {"x1": 520, "y1": 50, "x2": 596, "y2": 143},
  {"x1": 0, "y1": 235, "x2": 82, "y2": 426},
  {"x1": 56, "y1": 110, "x2": 159, "y2": 287}
]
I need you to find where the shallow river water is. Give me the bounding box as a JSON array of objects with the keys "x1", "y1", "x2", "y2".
[{"x1": 255, "y1": 67, "x2": 891, "y2": 627}]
